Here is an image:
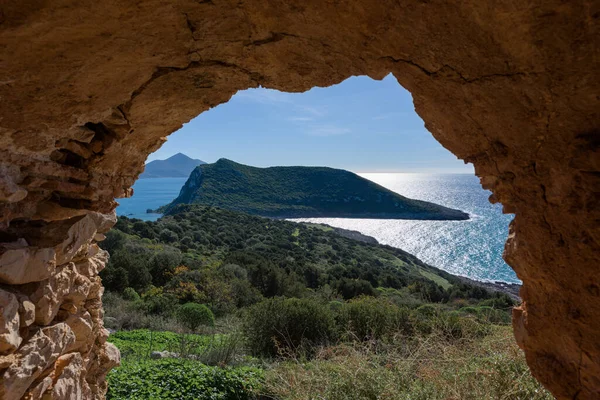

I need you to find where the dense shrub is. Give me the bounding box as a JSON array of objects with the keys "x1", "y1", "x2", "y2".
[
  {"x1": 410, "y1": 305, "x2": 491, "y2": 339},
  {"x1": 132, "y1": 221, "x2": 155, "y2": 239},
  {"x1": 409, "y1": 280, "x2": 447, "y2": 302},
  {"x1": 334, "y1": 278, "x2": 377, "y2": 300},
  {"x1": 337, "y1": 297, "x2": 411, "y2": 341},
  {"x1": 141, "y1": 287, "x2": 179, "y2": 317},
  {"x1": 159, "y1": 229, "x2": 179, "y2": 243},
  {"x1": 177, "y1": 303, "x2": 215, "y2": 332},
  {"x1": 102, "y1": 229, "x2": 127, "y2": 254},
  {"x1": 149, "y1": 248, "x2": 182, "y2": 287},
  {"x1": 101, "y1": 243, "x2": 153, "y2": 292},
  {"x1": 243, "y1": 298, "x2": 337, "y2": 357},
  {"x1": 459, "y1": 306, "x2": 511, "y2": 324},
  {"x1": 122, "y1": 287, "x2": 140, "y2": 302},
  {"x1": 103, "y1": 292, "x2": 180, "y2": 331}
]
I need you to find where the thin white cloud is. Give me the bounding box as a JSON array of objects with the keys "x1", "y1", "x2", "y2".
[
  {"x1": 288, "y1": 116, "x2": 314, "y2": 122},
  {"x1": 299, "y1": 106, "x2": 327, "y2": 117},
  {"x1": 307, "y1": 125, "x2": 351, "y2": 137}
]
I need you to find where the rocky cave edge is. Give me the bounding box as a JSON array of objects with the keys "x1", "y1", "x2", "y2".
[{"x1": 0, "y1": 1, "x2": 598, "y2": 399}]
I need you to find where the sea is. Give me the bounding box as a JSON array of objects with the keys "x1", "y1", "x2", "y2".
[{"x1": 115, "y1": 174, "x2": 519, "y2": 284}]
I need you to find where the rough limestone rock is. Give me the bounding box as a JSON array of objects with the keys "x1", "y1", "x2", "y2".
[
  {"x1": 26, "y1": 262, "x2": 92, "y2": 326},
  {"x1": 0, "y1": 1, "x2": 598, "y2": 399},
  {"x1": 47, "y1": 352, "x2": 92, "y2": 399},
  {"x1": 0, "y1": 323, "x2": 75, "y2": 400},
  {"x1": 0, "y1": 290, "x2": 21, "y2": 354},
  {"x1": 0, "y1": 245, "x2": 56, "y2": 285}
]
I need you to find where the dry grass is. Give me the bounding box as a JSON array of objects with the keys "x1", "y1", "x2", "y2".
[{"x1": 262, "y1": 326, "x2": 552, "y2": 400}]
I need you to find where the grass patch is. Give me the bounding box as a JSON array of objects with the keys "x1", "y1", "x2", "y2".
[
  {"x1": 261, "y1": 326, "x2": 551, "y2": 400},
  {"x1": 418, "y1": 268, "x2": 452, "y2": 290},
  {"x1": 305, "y1": 222, "x2": 334, "y2": 232},
  {"x1": 107, "y1": 330, "x2": 218, "y2": 358}
]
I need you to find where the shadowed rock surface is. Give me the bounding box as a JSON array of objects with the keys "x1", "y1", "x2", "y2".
[{"x1": 0, "y1": 1, "x2": 598, "y2": 399}]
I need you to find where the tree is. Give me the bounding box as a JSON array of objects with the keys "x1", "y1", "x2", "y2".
[
  {"x1": 122, "y1": 287, "x2": 140, "y2": 301},
  {"x1": 100, "y1": 266, "x2": 129, "y2": 293},
  {"x1": 133, "y1": 221, "x2": 155, "y2": 239},
  {"x1": 176, "y1": 303, "x2": 215, "y2": 332},
  {"x1": 149, "y1": 247, "x2": 182, "y2": 286},
  {"x1": 335, "y1": 278, "x2": 376, "y2": 300},
  {"x1": 159, "y1": 229, "x2": 179, "y2": 243},
  {"x1": 106, "y1": 249, "x2": 152, "y2": 292},
  {"x1": 101, "y1": 229, "x2": 127, "y2": 254}
]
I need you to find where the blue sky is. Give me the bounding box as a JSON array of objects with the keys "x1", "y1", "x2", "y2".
[{"x1": 148, "y1": 74, "x2": 473, "y2": 173}]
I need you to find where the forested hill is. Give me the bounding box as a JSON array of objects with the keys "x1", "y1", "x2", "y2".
[
  {"x1": 160, "y1": 159, "x2": 469, "y2": 220},
  {"x1": 100, "y1": 204, "x2": 512, "y2": 314}
]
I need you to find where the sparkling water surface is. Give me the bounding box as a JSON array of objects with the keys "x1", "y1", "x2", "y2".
[
  {"x1": 116, "y1": 174, "x2": 518, "y2": 283},
  {"x1": 291, "y1": 173, "x2": 518, "y2": 283}
]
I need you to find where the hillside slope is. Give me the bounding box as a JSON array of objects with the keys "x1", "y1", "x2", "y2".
[
  {"x1": 140, "y1": 153, "x2": 205, "y2": 178},
  {"x1": 162, "y1": 159, "x2": 469, "y2": 220},
  {"x1": 102, "y1": 204, "x2": 512, "y2": 306}
]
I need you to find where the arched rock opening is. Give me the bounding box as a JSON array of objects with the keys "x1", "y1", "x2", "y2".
[{"x1": 0, "y1": 1, "x2": 598, "y2": 398}]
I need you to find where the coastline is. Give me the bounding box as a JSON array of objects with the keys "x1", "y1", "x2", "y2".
[
  {"x1": 458, "y1": 276, "x2": 521, "y2": 301},
  {"x1": 315, "y1": 223, "x2": 521, "y2": 301},
  {"x1": 270, "y1": 210, "x2": 470, "y2": 221},
  {"x1": 157, "y1": 207, "x2": 470, "y2": 221}
]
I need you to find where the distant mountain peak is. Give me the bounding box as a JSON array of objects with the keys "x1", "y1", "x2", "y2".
[
  {"x1": 170, "y1": 152, "x2": 193, "y2": 160},
  {"x1": 139, "y1": 153, "x2": 206, "y2": 179}
]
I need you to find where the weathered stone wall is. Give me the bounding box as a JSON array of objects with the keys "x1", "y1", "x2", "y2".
[
  {"x1": 0, "y1": 212, "x2": 119, "y2": 398},
  {"x1": 0, "y1": 0, "x2": 598, "y2": 399}
]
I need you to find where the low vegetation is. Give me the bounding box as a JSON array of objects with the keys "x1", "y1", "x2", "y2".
[
  {"x1": 108, "y1": 358, "x2": 263, "y2": 400},
  {"x1": 102, "y1": 206, "x2": 549, "y2": 399},
  {"x1": 262, "y1": 326, "x2": 550, "y2": 400},
  {"x1": 105, "y1": 299, "x2": 550, "y2": 400}
]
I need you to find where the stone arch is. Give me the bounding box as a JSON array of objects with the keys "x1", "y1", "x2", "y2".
[{"x1": 0, "y1": 1, "x2": 598, "y2": 398}]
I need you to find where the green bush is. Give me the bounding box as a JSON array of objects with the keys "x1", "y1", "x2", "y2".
[
  {"x1": 122, "y1": 287, "x2": 140, "y2": 302},
  {"x1": 177, "y1": 303, "x2": 215, "y2": 332},
  {"x1": 243, "y1": 298, "x2": 337, "y2": 357},
  {"x1": 411, "y1": 306, "x2": 491, "y2": 340},
  {"x1": 149, "y1": 248, "x2": 183, "y2": 287},
  {"x1": 142, "y1": 288, "x2": 179, "y2": 317},
  {"x1": 103, "y1": 292, "x2": 179, "y2": 331},
  {"x1": 337, "y1": 297, "x2": 411, "y2": 341},
  {"x1": 459, "y1": 306, "x2": 511, "y2": 324},
  {"x1": 159, "y1": 229, "x2": 179, "y2": 243},
  {"x1": 334, "y1": 278, "x2": 377, "y2": 300},
  {"x1": 107, "y1": 359, "x2": 263, "y2": 400}
]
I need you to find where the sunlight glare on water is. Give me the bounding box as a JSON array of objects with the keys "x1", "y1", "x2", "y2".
[{"x1": 292, "y1": 173, "x2": 519, "y2": 283}]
